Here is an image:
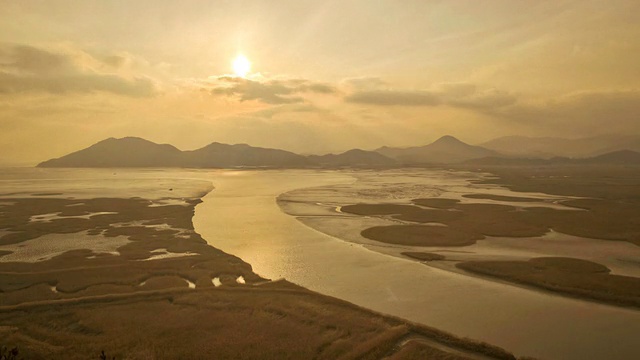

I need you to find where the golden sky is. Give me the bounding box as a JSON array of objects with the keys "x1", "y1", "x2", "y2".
[{"x1": 1, "y1": 0, "x2": 639, "y2": 164}]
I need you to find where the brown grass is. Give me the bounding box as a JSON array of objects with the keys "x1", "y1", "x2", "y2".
[
  {"x1": 0, "y1": 284, "x2": 518, "y2": 360},
  {"x1": 0, "y1": 194, "x2": 516, "y2": 359},
  {"x1": 466, "y1": 165, "x2": 640, "y2": 201},
  {"x1": 461, "y1": 194, "x2": 541, "y2": 202},
  {"x1": 343, "y1": 201, "x2": 548, "y2": 247},
  {"x1": 457, "y1": 257, "x2": 640, "y2": 308},
  {"x1": 387, "y1": 340, "x2": 474, "y2": 360},
  {"x1": 412, "y1": 198, "x2": 460, "y2": 209},
  {"x1": 342, "y1": 168, "x2": 640, "y2": 246},
  {"x1": 401, "y1": 252, "x2": 446, "y2": 261},
  {"x1": 338, "y1": 165, "x2": 640, "y2": 308},
  {"x1": 362, "y1": 225, "x2": 481, "y2": 246},
  {"x1": 463, "y1": 165, "x2": 640, "y2": 246}
]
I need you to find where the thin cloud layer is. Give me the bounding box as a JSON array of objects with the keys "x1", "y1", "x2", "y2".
[
  {"x1": 1, "y1": 0, "x2": 639, "y2": 164},
  {"x1": 341, "y1": 77, "x2": 388, "y2": 91},
  {"x1": 446, "y1": 89, "x2": 517, "y2": 110},
  {"x1": 345, "y1": 90, "x2": 441, "y2": 106},
  {"x1": 251, "y1": 104, "x2": 319, "y2": 119},
  {"x1": 495, "y1": 89, "x2": 640, "y2": 134},
  {"x1": 344, "y1": 82, "x2": 517, "y2": 110},
  {"x1": 210, "y1": 77, "x2": 336, "y2": 104},
  {"x1": 0, "y1": 44, "x2": 157, "y2": 97}
]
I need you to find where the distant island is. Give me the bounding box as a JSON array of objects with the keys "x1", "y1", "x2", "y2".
[{"x1": 38, "y1": 135, "x2": 640, "y2": 169}]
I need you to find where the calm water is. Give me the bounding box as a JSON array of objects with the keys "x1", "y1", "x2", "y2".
[
  {"x1": 0, "y1": 167, "x2": 212, "y2": 200},
  {"x1": 193, "y1": 169, "x2": 640, "y2": 360},
  {"x1": 2, "y1": 168, "x2": 640, "y2": 359}
]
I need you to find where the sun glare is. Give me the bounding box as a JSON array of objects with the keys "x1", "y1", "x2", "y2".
[{"x1": 232, "y1": 54, "x2": 251, "y2": 78}]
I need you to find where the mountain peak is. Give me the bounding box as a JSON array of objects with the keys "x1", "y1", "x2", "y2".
[
  {"x1": 308, "y1": 148, "x2": 396, "y2": 167},
  {"x1": 95, "y1": 137, "x2": 170, "y2": 148},
  {"x1": 38, "y1": 136, "x2": 182, "y2": 168},
  {"x1": 104, "y1": 136, "x2": 148, "y2": 142},
  {"x1": 432, "y1": 135, "x2": 463, "y2": 145},
  {"x1": 376, "y1": 135, "x2": 496, "y2": 164}
]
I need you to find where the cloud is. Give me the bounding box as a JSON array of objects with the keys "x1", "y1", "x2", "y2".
[
  {"x1": 0, "y1": 44, "x2": 157, "y2": 97},
  {"x1": 212, "y1": 78, "x2": 303, "y2": 104},
  {"x1": 101, "y1": 54, "x2": 129, "y2": 68},
  {"x1": 210, "y1": 77, "x2": 336, "y2": 104},
  {"x1": 250, "y1": 104, "x2": 319, "y2": 118},
  {"x1": 302, "y1": 82, "x2": 335, "y2": 94},
  {"x1": 342, "y1": 81, "x2": 636, "y2": 136},
  {"x1": 345, "y1": 90, "x2": 441, "y2": 106},
  {"x1": 552, "y1": 90, "x2": 640, "y2": 120},
  {"x1": 341, "y1": 77, "x2": 387, "y2": 91},
  {"x1": 344, "y1": 81, "x2": 516, "y2": 109},
  {"x1": 1, "y1": 45, "x2": 73, "y2": 73},
  {"x1": 209, "y1": 74, "x2": 515, "y2": 113},
  {"x1": 447, "y1": 88, "x2": 517, "y2": 109},
  {"x1": 437, "y1": 82, "x2": 477, "y2": 98},
  {"x1": 495, "y1": 89, "x2": 640, "y2": 134}
]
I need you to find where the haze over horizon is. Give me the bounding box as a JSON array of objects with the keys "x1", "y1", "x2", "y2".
[{"x1": 1, "y1": 0, "x2": 639, "y2": 165}]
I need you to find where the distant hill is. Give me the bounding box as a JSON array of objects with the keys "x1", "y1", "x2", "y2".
[
  {"x1": 38, "y1": 137, "x2": 310, "y2": 168},
  {"x1": 583, "y1": 149, "x2": 640, "y2": 164},
  {"x1": 38, "y1": 136, "x2": 640, "y2": 169},
  {"x1": 480, "y1": 135, "x2": 640, "y2": 158},
  {"x1": 376, "y1": 135, "x2": 498, "y2": 164},
  {"x1": 464, "y1": 156, "x2": 570, "y2": 166},
  {"x1": 308, "y1": 149, "x2": 396, "y2": 167},
  {"x1": 466, "y1": 150, "x2": 640, "y2": 166},
  {"x1": 37, "y1": 137, "x2": 183, "y2": 168},
  {"x1": 182, "y1": 142, "x2": 310, "y2": 168}
]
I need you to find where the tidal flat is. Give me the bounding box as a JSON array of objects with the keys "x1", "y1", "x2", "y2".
[
  {"x1": 276, "y1": 167, "x2": 640, "y2": 360},
  {"x1": 2, "y1": 167, "x2": 640, "y2": 359},
  {"x1": 0, "y1": 168, "x2": 515, "y2": 360}
]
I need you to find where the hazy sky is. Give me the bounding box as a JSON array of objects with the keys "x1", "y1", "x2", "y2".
[{"x1": 1, "y1": 0, "x2": 639, "y2": 164}]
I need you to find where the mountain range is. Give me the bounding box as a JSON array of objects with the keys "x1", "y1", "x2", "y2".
[
  {"x1": 308, "y1": 149, "x2": 397, "y2": 167},
  {"x1": 37, "y1": 137, "x2": 184, "y2": 168},
  {"x1": 38, "y1": 137, "x2": 313, "y2": 168},
  {"x1": 37, "y1": 135, "x2": 640, "y2": 169},
  {"x1": 376, "y1": 135, "x2": 498, "y2": 164},
  {"x1": 480, "y1": 134, "x2": 640, "y2": 158}
]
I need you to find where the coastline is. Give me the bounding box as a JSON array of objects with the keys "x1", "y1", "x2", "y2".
[
  {"x1": 264, "y1": 168, "x2": 640, "y2": 360},
  {"x1": 3, "y1": 166, "x2": 640, "y2": 359},
  {"x1": 0, "y1": 168, "x2": 516, "y2": 359},
  {"x1": 278, "y1": 166, "x2": 640, "y2": 309}
]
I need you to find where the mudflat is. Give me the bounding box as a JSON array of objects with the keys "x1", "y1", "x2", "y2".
[
  {"x1": 0, "y1": 190, "x2": 515, "y2": 359},
  {"x1": 457, "y1": 257, "x2": 640, "y2": 308},
  {"x1": 401, "y1": 252, "x2": 446, "y2": 261},
  {"x1": 339, "y1": 165, "x2": 640, "y2": 307}
]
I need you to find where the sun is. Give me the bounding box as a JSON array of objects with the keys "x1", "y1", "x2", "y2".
[{"x1": 232, "y1": 54, "x2": 251, "y2": 78}]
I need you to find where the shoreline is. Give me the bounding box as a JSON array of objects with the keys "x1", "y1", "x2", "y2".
[
  {"x1": 194, "y1": 168, "x2": 640, "y2": 360},
  {"x1": 0, "y1": 170, "x2": 517, "y2": 359},
  {"x1": 4, "y1": 167, "x2": 639, "y2": 359},
  {"x1": 281, "y1": 166, "x2": 640, "y2": 309}
]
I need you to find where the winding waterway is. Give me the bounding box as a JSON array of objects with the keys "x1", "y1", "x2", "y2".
[{"x1": 193, "y1": 169, "x2": 640, "y2": 360}]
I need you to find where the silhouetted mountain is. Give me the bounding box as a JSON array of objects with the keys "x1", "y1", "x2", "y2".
[
  {"x1": 39, "y1": 136, "x2": 640, "y2": 169},
  {"x1": 182, "y1": 142, "x2": 310, "y2": 168},
  {"x1": 308, "y1": 149, "x2": 396, "y2": 167},
  {"x1": 464, "y1": 156, "x2": 571, "y2": 166},
  {"x1": 480, "y1": 135, "x2": 640, "y2": 158},
  {"x1": 38, "y1": 138, "x2": 311, "y2": 168},
  {"x1": 377, "y1": 135, "x2": 498, "y2": 164},
  {"x1": 466, "y1": 150, "x2": 640, "y2": 166},
  {"x1": 584, "y1": 150, "x2": 640, "y2": 164},
  {"x1": 37, "y1": 137, "x2": 183, "y2": 168}
]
